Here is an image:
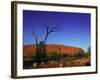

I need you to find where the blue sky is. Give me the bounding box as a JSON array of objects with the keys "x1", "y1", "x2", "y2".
[{"x1": 23, "y1": 10, "x2": 91, "y2": 51}]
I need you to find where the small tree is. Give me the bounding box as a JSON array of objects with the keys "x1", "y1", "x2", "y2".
[{"x1": 87, "y1": 46, "x2": 91, "y2": 54}]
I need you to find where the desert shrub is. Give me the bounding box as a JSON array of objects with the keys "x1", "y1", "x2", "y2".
[
  {"x1": 23, "y1": 53, "x2": 36, "y2": 69},
  {"x1": 47, "y1": 52, "x2": 61, "y2": 60},
  {"x1": 24, "y1": 53, "x2": 35, "y2": 60},
  {"x1": 61, "y1": 54, "x2": 69, "y2": 58},
  {"x1": 75, "y1": 52, "x2": 85, "y2": 58},
  {"x1": 84, "y1": 53, "x2": 90, "y2": 57}
]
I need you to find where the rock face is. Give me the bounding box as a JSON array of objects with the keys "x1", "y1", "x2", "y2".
[{"x1": 24, "y1": 44, "x2": 85, "y2": 56}]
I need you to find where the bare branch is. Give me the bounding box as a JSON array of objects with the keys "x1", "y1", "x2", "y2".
[
  {"x1": 49, "y1": 25, "x2": 61, "y2": 33},
  {"x1": 45, "y1": 25, "x2": 50, "y2": 33},
  {"x1": 44, "y1": 25, "x2": 62, "y2": 44},
  {"x1": 32, "y1": 30, "x2": 38, "y2": 46}
]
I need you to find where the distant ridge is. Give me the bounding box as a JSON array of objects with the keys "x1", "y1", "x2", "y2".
[{"x1": 23, "y1": 44, "x2": 85, "y2": 56}]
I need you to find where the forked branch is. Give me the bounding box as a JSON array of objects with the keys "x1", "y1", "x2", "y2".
[
  {"x1": 44, "y1": 25, "x2": 62, "y2": 43},
  {"x1": 32, "y1": 31, "x2": 38, "y2": 46}
]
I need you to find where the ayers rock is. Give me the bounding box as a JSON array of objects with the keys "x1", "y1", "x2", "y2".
[{"x1": 24, "y1": 44, "x2": 85, "y2": 56}]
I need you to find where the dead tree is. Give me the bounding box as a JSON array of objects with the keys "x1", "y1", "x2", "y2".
[{"x1": 32, "y1": 25, "x2": 62, "y2": 67}]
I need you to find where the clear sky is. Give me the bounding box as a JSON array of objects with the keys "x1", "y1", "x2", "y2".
[{"x1": 23, "y1": 10, "x2": 91, "y2": 51}]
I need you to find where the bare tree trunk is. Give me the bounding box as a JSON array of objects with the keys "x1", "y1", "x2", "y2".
[{"x1": 32, "y1": 25, "x2": 62, "y2": 68}]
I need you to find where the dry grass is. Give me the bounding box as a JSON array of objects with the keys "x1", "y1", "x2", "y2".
[{"x1": 31, "y1": 56, "x2": 91, "y2": 68}]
